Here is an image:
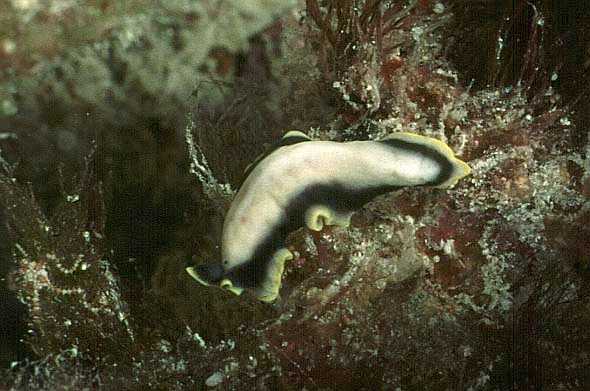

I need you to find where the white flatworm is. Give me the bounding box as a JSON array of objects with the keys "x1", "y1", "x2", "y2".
[{"x1": 186, "y1": 131, "x2": 471, "y2": 302}]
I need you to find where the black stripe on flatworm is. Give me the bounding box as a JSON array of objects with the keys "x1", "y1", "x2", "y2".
[
  {"x1": 224, "y1": 182, "x2": 399, "y2": 289},
  {"x1": 379, "y1": 138, "x2": 454, "y2": 186},
  {"x1": 194, "y1": 263, "x2": 224, "y2": 284}
]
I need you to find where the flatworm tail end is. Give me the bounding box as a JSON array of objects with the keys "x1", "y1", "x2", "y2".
[{"x1": 383, "y1": 132, "x2": 471, "y2": 189}]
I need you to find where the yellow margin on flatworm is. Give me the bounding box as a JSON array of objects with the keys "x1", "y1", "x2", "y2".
[{"x1": 186, "y1": 266, "x2": 209, "y2": 286}]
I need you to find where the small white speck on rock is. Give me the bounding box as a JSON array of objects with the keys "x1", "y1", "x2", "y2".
[{"x1": 205, "y1": 371, "x2": 224, "y2": 387}]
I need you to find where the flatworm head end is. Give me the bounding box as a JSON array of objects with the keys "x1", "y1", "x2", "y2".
[
  {"x1": 217, "y1": 248, "x2": 294, "y2": 302},
  {"x1": 186, "y1": 263, "x2": 243, "y2": 295}
]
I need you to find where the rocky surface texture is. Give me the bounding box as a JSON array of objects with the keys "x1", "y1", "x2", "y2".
[{"x1": 1, "y1": 1, "x2": 589, "y2": 389}]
